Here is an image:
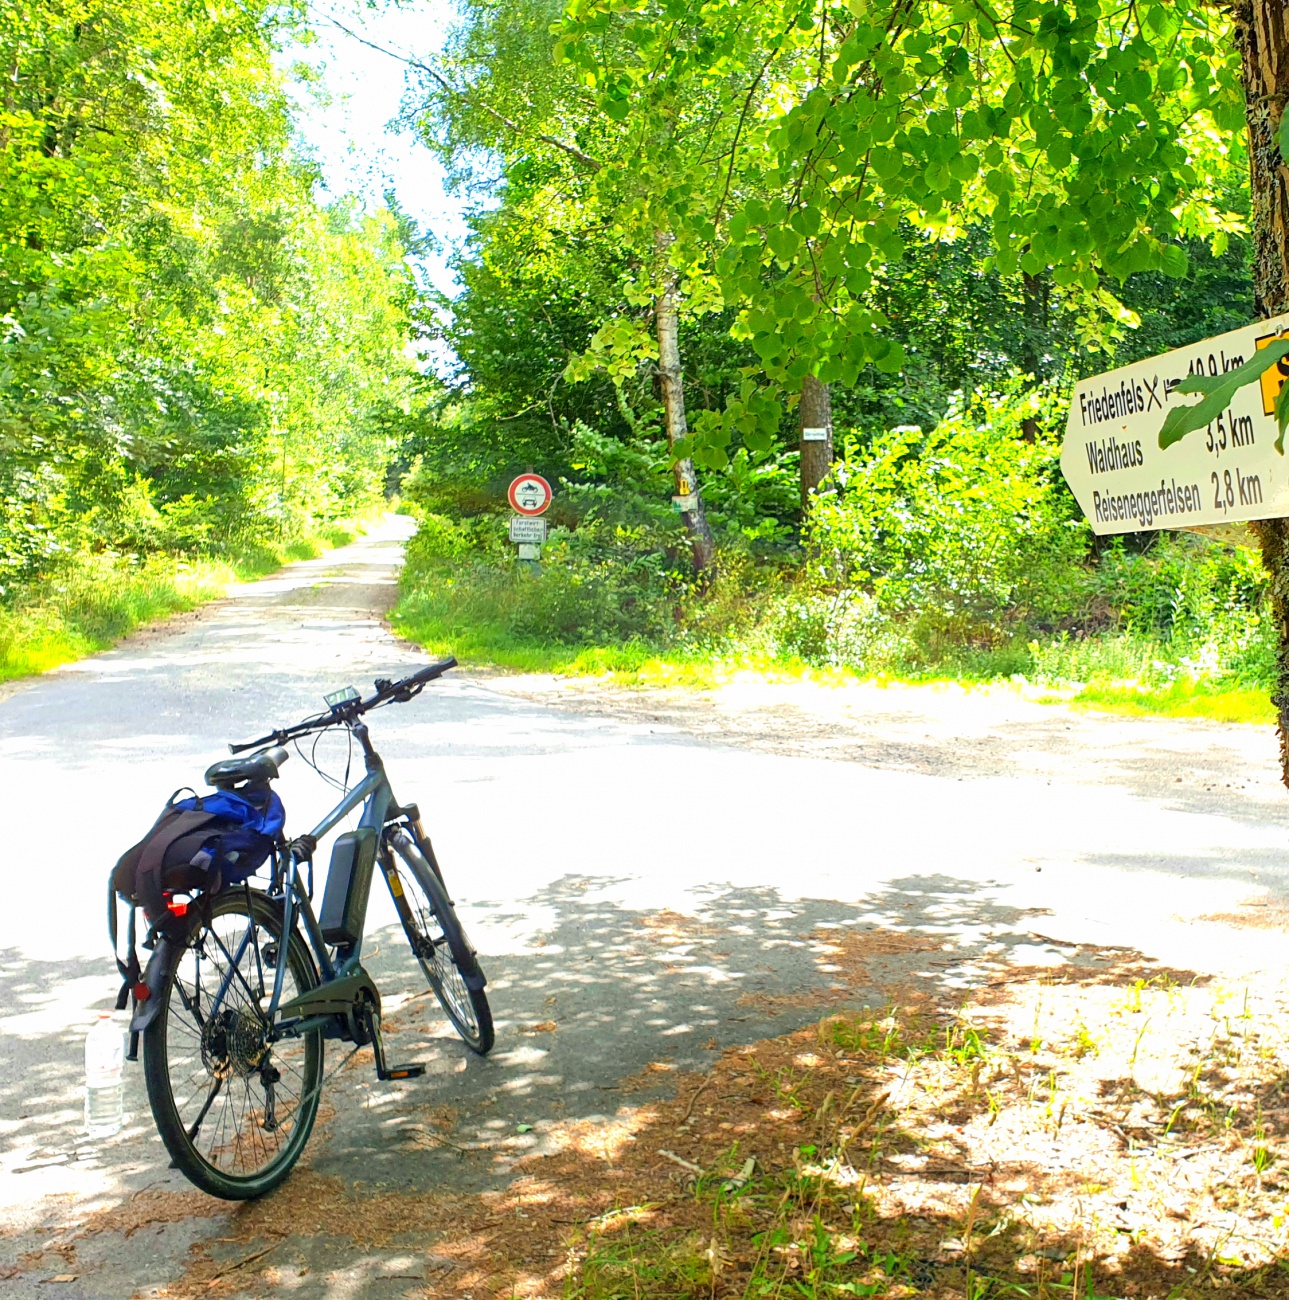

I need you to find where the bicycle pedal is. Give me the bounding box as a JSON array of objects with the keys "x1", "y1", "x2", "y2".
[{"x1": 378, "y1": 1063, "x2": 426, "y2": 1081}]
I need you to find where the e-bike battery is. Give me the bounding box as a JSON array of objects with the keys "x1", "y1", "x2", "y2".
[{"x1": 319, "y1": 827, "x2": 378, "y2": 945}]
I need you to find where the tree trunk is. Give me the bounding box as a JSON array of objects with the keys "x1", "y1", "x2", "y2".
[
  {"x1": 654, "y1": 232, "x2": 716, "y2": 573},
  {"x1": 798, "y1": 373, "x2": 834, "y2": 513},
  {"x1": 1237, "y1": 0, "x2": 1289, "y2": 785}
]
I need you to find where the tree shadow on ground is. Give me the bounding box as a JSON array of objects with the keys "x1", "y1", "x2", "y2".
[
  {"x1": 320, "y1": 871, "x2": 1136, "y2": 1193},
  {"x1": 4, "y1": 873, "x2": 1285, "y2": 1299}
]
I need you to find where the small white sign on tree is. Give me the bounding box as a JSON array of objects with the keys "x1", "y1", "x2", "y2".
[{"x1": 1060, "y1": 312, "x2": 1289, "y2": 534}]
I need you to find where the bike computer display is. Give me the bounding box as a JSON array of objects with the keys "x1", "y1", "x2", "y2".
[{"x1": 324, "y1": 686, "x2": 360, "y2": 709}]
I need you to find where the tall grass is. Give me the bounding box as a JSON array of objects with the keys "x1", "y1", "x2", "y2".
[
  {"x1": 0, "y1": 517, "x2": 371, "y2": 682},
  {"x1": 392, "y1": 508, "x2": 1278, "y2": 723}
]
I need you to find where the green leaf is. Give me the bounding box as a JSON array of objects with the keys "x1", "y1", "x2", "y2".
[
  {"x1": 924, "y1": 161, "x2": 951, "y2": 191},
  {"x1": 1046, "y1": 136, "x2": 1071, "y2": 170},
  {"x1": 1159, "y1": 244, "x2": 1188, "y2": 278},
  {"x1": 1280, "y1": 113, "x2": 1289, "y2": 163},
  {"x1": 1157, "y1": 342, "x2": 1289, "y2": 449},
  {"x1": 1275, "y1": 369, "x2": 1289, "y2": 454}
]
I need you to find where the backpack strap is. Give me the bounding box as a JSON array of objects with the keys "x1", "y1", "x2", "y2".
[
  {"x1": 108, "y1": 877, "x2": 139, "y2": 1008},
  {"x1": 107, "y1": 881, "x2": 144, "y2": 1059}
]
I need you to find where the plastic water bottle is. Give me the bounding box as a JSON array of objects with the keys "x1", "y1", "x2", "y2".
[{"x1": 84, "y1": 1012, "x2": 124, "y2": 1137}]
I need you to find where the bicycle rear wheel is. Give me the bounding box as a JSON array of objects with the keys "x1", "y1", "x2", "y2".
[
  {"x1": 384, "y1": 834, "x2": 493, "y2": 1054},
  {"x1": 143, "y1": 889, "x2": 324, "y2": 1199}
]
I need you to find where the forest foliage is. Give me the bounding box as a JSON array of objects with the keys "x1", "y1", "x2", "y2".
[
  {"x1": 0, "y1": 0, "x2": 429, "y2": 675},
  {"x1": 4, "y1": 0, "x2": 1279, "y2": 715},
  {"x1": 393, "y1": 0, "x2": 1273, "y2": 716}
]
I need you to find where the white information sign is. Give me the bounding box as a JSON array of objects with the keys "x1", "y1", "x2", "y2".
[
  {"x1": 1060, "y1": 311, "x2": 1289, "y2": 534},
  {"x1": 802, "y1": 426, "x2": 829, "y2": 442},
  {"x1": 509, "y1": 516, "x2": 548, "y2": 543}
]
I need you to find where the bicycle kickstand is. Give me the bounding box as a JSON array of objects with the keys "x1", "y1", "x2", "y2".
[{"x1": 361, "y1": 1004, "x2": 426, "y2": 1082}]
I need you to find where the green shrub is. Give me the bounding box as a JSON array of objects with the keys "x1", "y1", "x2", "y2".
[
  {"x1": 805, "y1": 387, "x2": 1087, "y2": 643},
  {"x1": 1029, "y1": 533, "x2": 1274, "y2": 692},
  {"x1": 766, "y1": 588, "x2": 896, "y2": 668},
  {"x1": 397, "y1": 511, "x2": 682, "y2": 650},
  {"x1": 393, "y1": 391, "x2": 1278, "y2": 713}
]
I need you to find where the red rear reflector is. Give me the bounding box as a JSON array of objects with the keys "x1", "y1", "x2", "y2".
[
  {"x1": 167, "y1": 900, "x2": 188, "y2": 917},
  {"x1": 133, "y1": 982, "x2": 150, "y2": 1001}
]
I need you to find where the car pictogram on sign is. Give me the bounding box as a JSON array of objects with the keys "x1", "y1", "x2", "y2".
[{"x1": 508, "y1": 474, "x2": 553, "y2": 516}]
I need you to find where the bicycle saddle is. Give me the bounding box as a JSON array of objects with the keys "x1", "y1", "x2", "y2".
[{"x1": 205, "y1": 746, "x2": 290, "y2": 791}]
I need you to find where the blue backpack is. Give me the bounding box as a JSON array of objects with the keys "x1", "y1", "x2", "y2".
[
  {"x1": 112, "y1": 787, "x2": 285, "y2": 918},
  {"x1": 164, "y1": 790, "x2": 287, "y2": 887},
  {"x1": 109, "y1": 787, "x2": 286, "y2": 1019}
]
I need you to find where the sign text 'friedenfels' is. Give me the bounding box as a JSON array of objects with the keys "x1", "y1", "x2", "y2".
[{"x1": 1060, "y1": 313, "x2": 1289, "y2": 534}]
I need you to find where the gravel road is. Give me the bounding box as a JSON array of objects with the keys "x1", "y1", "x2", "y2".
[{"x1": 2, "y1": 515, "x2": 1288, "y2": 1297}]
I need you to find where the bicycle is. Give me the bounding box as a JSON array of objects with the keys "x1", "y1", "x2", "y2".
[{"x1": 128, "y1": 658, "x2": 493, "y2": 1199}]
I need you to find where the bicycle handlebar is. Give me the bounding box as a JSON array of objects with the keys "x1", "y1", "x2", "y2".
[{"x1": 229, "y1": 657, "x2": 457, "y2": 753}]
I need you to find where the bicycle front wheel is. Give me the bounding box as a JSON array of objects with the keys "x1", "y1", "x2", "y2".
[
  {"x1": 385, "y1": 834, "x2": 494, "y2": 1054},
  {"x1": 142, "y1": 889, "x2": 324, "y2": 1200}
]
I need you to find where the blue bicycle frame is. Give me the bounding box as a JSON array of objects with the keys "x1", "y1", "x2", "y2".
[{"x1": 263, "y1": 721, "x2": 405, "y2": 1034}]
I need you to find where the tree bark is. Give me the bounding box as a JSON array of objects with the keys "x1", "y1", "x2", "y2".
[
  {"x1": 1236, "y1": 0, "x2": 1289, "y2": 785},
  {"x1": 654, "y1": 232, "x2": 717, "y2": 573},
  {"x1": 798, "y1": 373, "x2": 834, "y2": 513}
]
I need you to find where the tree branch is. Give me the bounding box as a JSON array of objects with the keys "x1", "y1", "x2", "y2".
[{"x1": 325, "y1": 18, "x2": 602, "y2": 172}]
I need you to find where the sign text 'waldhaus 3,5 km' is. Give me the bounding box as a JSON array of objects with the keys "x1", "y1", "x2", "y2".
[{"x1": 1060, "y1": 313, "x2": 1289, "y2": 534}]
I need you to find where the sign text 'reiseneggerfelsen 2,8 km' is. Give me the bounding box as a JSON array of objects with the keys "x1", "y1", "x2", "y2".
[{"x1": 1060, "y1": 311, "x2": 1289, "y2": 534}]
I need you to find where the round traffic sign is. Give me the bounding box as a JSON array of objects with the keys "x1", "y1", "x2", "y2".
[{"x1": 508, "y1": 473, "x2": 553, "y2": 516}]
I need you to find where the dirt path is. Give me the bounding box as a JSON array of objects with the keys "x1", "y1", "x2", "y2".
[
  {"x1": 488, "y1": 672, "x2": 1288, "y2": 817},
  {"x1": 3, "y1": 522, "x2": 1289, "y2": 1297}
]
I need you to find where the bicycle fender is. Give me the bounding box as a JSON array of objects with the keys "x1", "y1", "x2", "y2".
[{"x1": 128, "y1": 940, "x2": 176, "y2": 1034}]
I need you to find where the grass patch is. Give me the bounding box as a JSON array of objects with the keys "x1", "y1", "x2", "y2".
[
  {"x1": 389, "y1": 605, "x2": 805, "y2": 687},
  {"x1": 1069, "y1": 681, "x2": 1276, "y2": 725},
  {"x1": 0, "y1": 515, "x2": 374, "y2": 683},
  {"x1": 395, "y1": 596, "x2": 1275, "y2": 724},
  {"x1": 534, "y1": 961, "x2": 1289, "y2": 1298},
  {"x1": 392, "y1": 515, "x2": 1276, "y2": 723}
]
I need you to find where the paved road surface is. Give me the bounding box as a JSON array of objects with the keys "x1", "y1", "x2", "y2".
[{"x1": 2, "y1": 515, "x2": 1288, "y2": 1296}]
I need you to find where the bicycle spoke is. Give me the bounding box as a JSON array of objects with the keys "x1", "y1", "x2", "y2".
[
  {"x1": 186, "y1": 1078, "x2": 223, "y2": 1142},
  {"x1": 147, "y1": 892, "x2": 323, "y2": 1195},
  {"x1": 386, "y1": 845, "x2": 492, "y2": 1054}
]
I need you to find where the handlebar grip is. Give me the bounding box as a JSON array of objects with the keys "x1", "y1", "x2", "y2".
[
  {"x1": 393, "y1": 658, "x2": 456, "y2": 692},
  {"x1": 229, "y1": 733, "x2": 274, "y2": 755}
]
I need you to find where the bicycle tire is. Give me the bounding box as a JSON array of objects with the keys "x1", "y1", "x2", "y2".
[
  {"x1": 384, "y1": 835, "x2": 494, "y2": 1054},
  {"x1": 143, "y1": 890, "x2": 324, "y2": 1200}
]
